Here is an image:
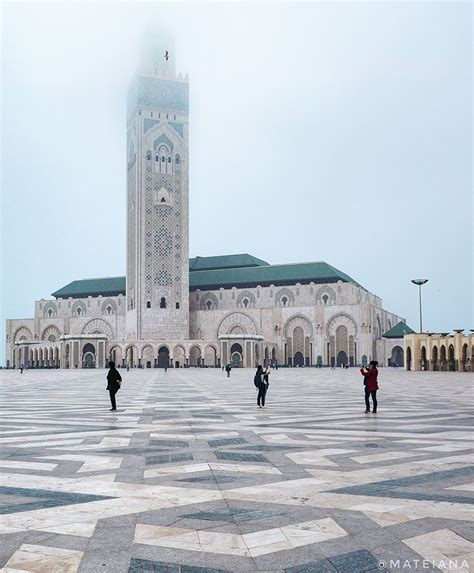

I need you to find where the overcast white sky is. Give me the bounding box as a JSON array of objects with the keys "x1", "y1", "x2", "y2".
[{"x1": 1, "y1": 2, "x2": 472, "y2": 364}]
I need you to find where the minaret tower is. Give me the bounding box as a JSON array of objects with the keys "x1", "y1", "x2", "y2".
[{"x1": 126, "y1": 35, "x2": 189, "y2": 341}]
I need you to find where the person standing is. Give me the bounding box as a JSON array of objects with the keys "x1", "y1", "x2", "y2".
[
  {"x1": 106, "y1": 361, "x2": 122, "y2": 411},
  {"x1": 255, "y1": 365, "x2": 269, "y2": 408},
  {"x1": 360, "y1": 360, "x2": 379, "y2": 413},
  {"x1": 225, "y1": 363, "x2": 232, "y2": 378}
]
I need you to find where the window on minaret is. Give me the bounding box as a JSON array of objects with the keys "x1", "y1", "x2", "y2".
[
  {"x1": 48, "y1": 309, "x2": 52, "y2": 317},
  {"x1": 147, "y1": 152, "x2": 152, "y2": 160},
  {"x1": 243, "y1": 299, "x2": 249, "y2": 308},
  {"x1": 176, "y1": 302, "x2": 180, "y2": 309},
  {"x1": 146, "y1": 301, "x2": 151, "y2": 308},
  {"x1": 175, "y1": 156, "x2": 180, "y2": 164},
  {"x1": 206, "y1": 300, "x2": 212, "y2": 310},
  {"x1": 322, "y1": 294, "x2": 329, "y2": 305},
  {"x1": 77, "y1": 307, "x2": 81, "y2": 316},
  {"x1": 160, "y1": 297, "x2": 167, "y2": 309},
  {"x1": 281, "y1": 297, "x2": 288, "y2": 307}
]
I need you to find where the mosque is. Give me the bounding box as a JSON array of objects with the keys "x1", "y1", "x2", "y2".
[{"x1": 5, "y1": 40, "x2": 411, "y2": 370}]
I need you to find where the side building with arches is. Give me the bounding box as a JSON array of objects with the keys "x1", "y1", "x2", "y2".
[{"x1": 403, "y1": 331, "x2": 473, "y2": 372}]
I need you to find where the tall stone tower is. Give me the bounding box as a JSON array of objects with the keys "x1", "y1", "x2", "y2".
[{"x1": 126, "y1": 35, "x2": 189, "y2": 341}]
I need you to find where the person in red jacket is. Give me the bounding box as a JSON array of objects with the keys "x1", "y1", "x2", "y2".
[{"x1": 360, "y1": 361, "x2": 379, "y2": 413}]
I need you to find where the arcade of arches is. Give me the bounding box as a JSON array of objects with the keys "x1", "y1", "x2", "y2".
[{"x1": 404, "y1": 331, "x2": 472, "y2": 372}]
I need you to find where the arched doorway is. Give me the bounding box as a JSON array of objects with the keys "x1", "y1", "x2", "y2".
[
  {"x1": 157, "y1": 346, "x2": 170, "y2": 368},
  {"x1": 448, "y1": 345, "x2": 455, "y2": 371},
  {"x1": 204, "y1": 346, "x2": 217, "y2": 367},
  {"x1": 126, "y1": 346, "x2": 136, "y2": 368},
  {"x1": 142, "y1": 346, "x2": 154, "y2": 368},
  {"x1": 439, "y1": 346, "x2": 446, "y2": 371},
  {"x1": 271, "y1": 347, "x2": 277, "y2": 366},
  {"x1": 230, "y1": 343, "x2": 243, "y2": 368},
  {"x1": 336, "y1": 351, "x2": 348, "y2": 367},
  {"x1": 189, "y1": 346, "x2": 201, "y2": 367},
  {"x1": 461, "y1": 344, "x2": 468, "y2": 371},
  {"x1": 420, "y1": 346, "x2": 428, "y2": 371},
  {"x1": 406, "y1": 346, "x2": 412, "y2": 370},
  {"x1": 391, "y1": 346, "x2": 404, "y2": 367},
  {"x1": 173, "y1": 346, "x2": 185, "y2": 369},
  {"x1": 431, "y1": 346, "x2": 438, "y2": 371},
  {"x1": 109, "y1": 346, "x2": 122, "y2": 366},
  {"x1": 82, "y1": 343, "x2": 96, "y2": 368},
  {"x1": 294, "y1": 351, "x2": 304, "y2": 367}
]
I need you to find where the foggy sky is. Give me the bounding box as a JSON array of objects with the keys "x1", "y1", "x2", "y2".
[{"x1": 1, "y1": 2, "x2": 472, "y2": 364}]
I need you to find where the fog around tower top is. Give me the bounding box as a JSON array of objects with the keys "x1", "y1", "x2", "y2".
[{"x1": 1, "y1": 2, "x2": 472, "y2": 363}]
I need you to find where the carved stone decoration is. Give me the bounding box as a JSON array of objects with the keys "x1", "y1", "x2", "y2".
[
  {"x1": 326, "y1": 313, "x2": 357, "y2": 338},
  {"x1": 283, "y1": 315, "x2": 313, "y2": 339},
  {"x1": 81, "y1": 318, "x2": 113, "y2": 338},
  {"x1": 218, "y1": 312, "x2": 258, "y2": 337}
]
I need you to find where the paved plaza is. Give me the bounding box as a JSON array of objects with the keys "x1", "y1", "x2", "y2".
[{"x1": 0, "y1": 368, "x2": 473, "y2": 573}]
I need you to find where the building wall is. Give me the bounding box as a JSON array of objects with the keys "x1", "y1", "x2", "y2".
[{"x1": 5, "y1": 280, "x2": 404, "y2": 368}]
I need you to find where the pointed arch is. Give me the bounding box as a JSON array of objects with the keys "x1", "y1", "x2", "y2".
[
  {"x1": 41, "y1": 325, "x2": 62, "y2": 342},
  {"x1": 81, "y1": 318, "x2": 113, "y2": 338},
  {"x1": 13, "y1": 326, "x2": 33, "y2": 342},
  {"x1": 217, "y1": 312, "x2": 258, "y2": 337}
]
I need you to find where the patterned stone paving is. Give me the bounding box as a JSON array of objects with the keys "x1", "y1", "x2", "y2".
[{"x1": 0, "y1": 368, "x2": 472, "y2": 572}]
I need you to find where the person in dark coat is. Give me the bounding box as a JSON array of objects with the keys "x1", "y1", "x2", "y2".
[
  {"x1": 225, "y1": 363, "x2": 232, "y2": 378},
  {"x1": 360, "y1": 360, "x2": 378, "y2": 413},
  {"x1": 255, "y1": 365, "x2": 269, "y2": 408},
  {"x1": 106, "y1": 361, "x2": 122, "y2": 411}
]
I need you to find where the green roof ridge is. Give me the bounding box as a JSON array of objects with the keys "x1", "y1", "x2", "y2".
[{"x1": 383, "y1": 321, "x2": 415, "y2": 338}]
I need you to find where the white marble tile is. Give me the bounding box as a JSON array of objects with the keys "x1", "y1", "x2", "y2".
[
  {"x1": 351, "y1": 451, "x2": 417, "y2": 464},
  {"x1": 0, "y1": 461, "x2": 57, "y2": 471},
  {"x1": 3, "y1": 543, "x2": 83, "y2": 572},
  {"x1": 404, "y1": 529, "x2": 474, "y2": 572}
]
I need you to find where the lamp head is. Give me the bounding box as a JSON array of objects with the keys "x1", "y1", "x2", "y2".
[{"x1": 411, "y1": 279, "x2": 429, "y2": 286}]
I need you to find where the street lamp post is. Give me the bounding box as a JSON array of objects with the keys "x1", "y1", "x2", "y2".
[{"x1": 411, "y1": 279, "x2": 429, "y2": 333}]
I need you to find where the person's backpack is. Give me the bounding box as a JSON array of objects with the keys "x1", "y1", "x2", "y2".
[{"x1": 254, "y1": 373, "x2": 261, "y2": 388}]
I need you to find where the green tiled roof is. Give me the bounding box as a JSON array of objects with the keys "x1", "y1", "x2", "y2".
[
  {"x1": 51, "y1": 277, "x2": 126, "y2": 299},
  {"x1": 383, "y1": 321, "x2": 415, "y2": 338},
  {"x1": 189, "y1": 261, "x2": 361, "y2": 291},
  {"x1": 189, "y1": 253, "x2": 269, "y2": 272},
  {"x1": 52, "y1": 256, "x2": 362, "y2": 298}
]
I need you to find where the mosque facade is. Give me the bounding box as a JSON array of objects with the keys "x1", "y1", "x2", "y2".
[{"x1": 5, "y1": 43, "x2": 410, "y2": 370}]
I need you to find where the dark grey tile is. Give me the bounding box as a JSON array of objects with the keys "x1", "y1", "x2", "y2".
[
  {"x1": 214, "y1": 451, "x2": 269, "y2": 463},
  {"x1": 183, "y1": 507, "x2": 281, "y2": 523},
  {"x1": 128, "y1": 558, "x2": 231, "y2": 572},
  {"x1": 328, "y1": 549, "x2": 386, "y2": 573},
  {"x1": 150, "y1": 440, "x2": 189, "y2": 448},
  {"x1": 0, "y1": 486, "x2": 114, "y2": 515},
  {"x1": 207, "y1": 438, "x2": 248, "y2": 447},
  {"x1": 145, "y1": 453, "x2": 193, "y2": 466},
  {"x1": 286, "y1": 559, "x2": 337, "y2": 573}
]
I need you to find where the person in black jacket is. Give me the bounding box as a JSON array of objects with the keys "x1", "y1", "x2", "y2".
[
  {"x1": 106, "y1": 361, "x2": 122, "y2": 411},
  {"x1": 255, "y1": 365, "x2": 269, "y2": 408}
]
